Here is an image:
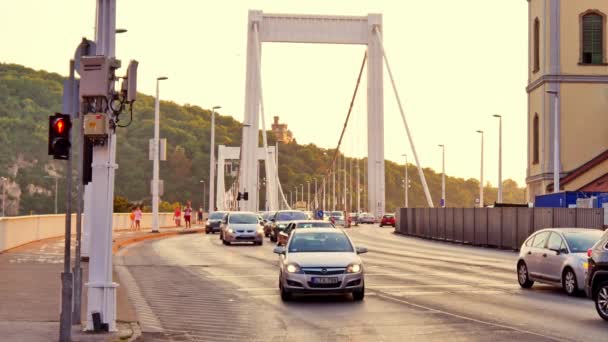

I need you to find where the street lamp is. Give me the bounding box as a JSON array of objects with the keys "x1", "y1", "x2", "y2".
[
  {"x1": 1, "y1": 177, "x2": 7, "y2": 217},
  {"x1": 546, "y1": 90, "x2": 560, "y2": 193},
  {"x1": 307, "y1": 181, "x2": 310, "y2": 211},
  {"x1": 493, "y1": 114, "x2": 503, "y2": 203},
  {"x1": 209, "y1": 105, "x2": 221, "y2": 214},
  {"x1": 438, "y1": 145, "x2": 445, "y2": 208},
  {"x1": 401, "y1": 154, "x2": 408, "y2": 207},
  {"x1": 152, "y1": 76, "x2": 168, "y2": 233},
  {"x1": 476, "y1": 130, "x2": 484, "y2": 208},
  {"x1": 44, "y1": 175, "x2": 59, "y2": 214}
]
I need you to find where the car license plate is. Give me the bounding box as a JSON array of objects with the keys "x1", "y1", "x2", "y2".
[{"x1": 311, "y1": 277, "x2": 339, "y2": 284}]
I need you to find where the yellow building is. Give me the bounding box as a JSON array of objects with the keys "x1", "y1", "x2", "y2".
[
  {"x1": 527, "y1": 0, "x2": 608, "y2": 200},
  {"x1": 271, "y1": 116, "x2": 294, "y2": 144}
]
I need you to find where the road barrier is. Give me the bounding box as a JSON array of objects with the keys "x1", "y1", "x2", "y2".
[
  {"x1": 0, "y1": 212, "x2": 174, "y2": 253},
  {"x1": 395, "y1": 207, "x2": 604, "y2": 250}
]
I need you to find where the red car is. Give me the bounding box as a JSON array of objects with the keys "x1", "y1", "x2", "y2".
[{"x1": 379, "y1": 214, "x2": 395, "y2": 227}]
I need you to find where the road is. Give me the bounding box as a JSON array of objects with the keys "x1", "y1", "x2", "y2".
[{"x1": 115, "y1": 224, "x2": 607, "y2": 341}]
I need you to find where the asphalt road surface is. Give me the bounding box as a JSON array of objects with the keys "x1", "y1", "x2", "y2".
[{"x1": 115, "y1": 225, "x2": 608, "y2": 341}]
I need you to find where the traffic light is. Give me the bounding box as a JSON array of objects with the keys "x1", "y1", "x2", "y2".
[{"x1": 48, "y1": 113, "x2": 72, "y2": 160}]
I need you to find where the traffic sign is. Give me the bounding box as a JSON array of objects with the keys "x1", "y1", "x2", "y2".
[{"x1": 317, "y1": 210, "x2": 323, "y2": 219}]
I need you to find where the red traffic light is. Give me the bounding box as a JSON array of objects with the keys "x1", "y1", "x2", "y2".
[
  {"x1": 54, "y1": 119, "x2": 66, "y2": 134},
  {"x1": 48, "y1": 113, "x2": 72, "y2": 160}
]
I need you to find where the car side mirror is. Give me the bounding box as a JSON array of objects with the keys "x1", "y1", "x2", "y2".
[
  {"x1": 273, "y1": 246, "x2": 286, "y2": 255},
  {"x1": 356, "y1": 246, "x2": 368, "y2": 254}
]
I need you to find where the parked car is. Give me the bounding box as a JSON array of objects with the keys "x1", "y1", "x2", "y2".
[
  {"x1": 517, "y1": 228, "x2": 603, "y2": 296},
  {"x1": 379, "y1": 214, "x2": 395, "y2": 227},
  {"x1": 273, "y1": 228, "x2": 367, "y2": 301},
  {"x1": 585, "y1": 229, "x2": 608, "y2": 320},
  {"x1": 358, "y1": 213, "x2": 375, "y2": 224},
  {"x1": 205, "y1": 211, "x2": 228, "y2": 234},
  {"x1": 220, "y1": 212, "x2": 264, "y2": 246},
  {"x1": 277, "y1": 220, "x2": 336, "y2": 246},
  {"x1": 348, "y1": 213, "x2": 359, "y2": 225},
  {"x1": 329, "y1": 211, "x2": 346, "y2": 227},
  {"x1": 270, "y1": 210, "x2": 309, "y2": 242}
]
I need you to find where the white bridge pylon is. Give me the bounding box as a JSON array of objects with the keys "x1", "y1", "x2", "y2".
[
  {"x1": 217, "y1": 145, "x2": 278, "y2": 211},
  {"x1": 240, "y1": 10, "x2": 387, "y2": 217}
]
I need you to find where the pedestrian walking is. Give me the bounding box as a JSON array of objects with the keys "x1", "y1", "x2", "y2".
[
  {"x1": 184, "y1": 201, "x2": 193, "y2": 229},
  {"x1": 134, "y1": 206, "x2": 142, "y2": 231},
  {"x1": 174, "y1": 205, "x2": 181, "y2": 227},
  {"x1": 129, "y1": 208, "x2": 136, "y2": 230},
  {"x1": 197, "y1": 207, "x2": 204, "y2": 224}
]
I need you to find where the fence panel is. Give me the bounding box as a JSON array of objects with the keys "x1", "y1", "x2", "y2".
[
  {"x1": 444, "y1": 208, "x2": 454, "y2": 241},
  {"x1": 408, "y1": 208, "x2": 416, "y2": 235},
  {"x1": 429, "y1": 209, "x2": 438, "y2": 239},
  {"x1": 576, "y1": 208, "x2": 604, "y2": 228},
  {"x1": 487, "y1": 208, "x2": 502, "y2": 247},
  {"x1": 501, "y1": 207, "x2": 518, "y2": 249},
  {"x1": 454, "y1": 208, "x2": 464, "y2": 242},
  {"x1": 534, "y1": 208, "x2": 554, "y2": 232},
  {"x1": 437, "y1": 209, "x2": 446, "y2": 240},
  {"x1": 415, "y1": 208, "x2": 424, "y2": 237},
  {"x1": 422, "y1": 208, "x2": 430, "y2": 238},
  {"x1": 463, "y1": 208, "x2": 475, "y2": 244},
  {"x1": 516, "y1": 208, "x2": 534, "y2": 247},
  {"x1": 553, "y1": 208, "x2": 576, "y2": 227},
  {"x1": 474, "y1": 208, "x2": 489, "y2": 245}
]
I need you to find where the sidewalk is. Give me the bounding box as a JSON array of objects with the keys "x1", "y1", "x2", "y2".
[{"x1": 0, "y1": 225, "x2": 203, "y2": 342}]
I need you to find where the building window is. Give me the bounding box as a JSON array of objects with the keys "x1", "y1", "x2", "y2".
[
  {"x1": 582, "y1": 12, "x2": 604, "y2": 64},
  {"x1": 533, "y1": 18, "x2": 540, "y2": 72},
  {"x1": 533, "y1": 113, "x2": 539, "y2": 164}
]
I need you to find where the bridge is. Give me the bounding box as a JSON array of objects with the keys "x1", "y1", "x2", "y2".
[{"x1": 2, "y1": 1, "x2": 608, "y2": 342}]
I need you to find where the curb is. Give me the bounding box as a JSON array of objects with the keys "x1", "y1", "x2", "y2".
[{"x1": 112, "y1": 228, "x2": 205, "y2": 254}]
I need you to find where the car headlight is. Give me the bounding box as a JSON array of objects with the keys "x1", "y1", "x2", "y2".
[
  {"x1": 286, "y1": 264, "x2": 301, "y2": 273},
  {"x1": 227, "y1": 228, "x2": 234, "y2": 234},
  {"x1": 257, "y1": 228, "x2": 264, "y2": 234},
  {"x1": 346, "y1": 263, "x2": 362, "y2": 273}
]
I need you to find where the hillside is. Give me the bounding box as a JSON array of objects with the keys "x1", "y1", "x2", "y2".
[{"x1": 0, "y1": 63, "x2": 525, "y2": 215}]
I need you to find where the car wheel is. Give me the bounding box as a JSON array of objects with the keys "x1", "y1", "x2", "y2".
[
  {"x1": 280, "y1": 281, "x2": 291, "y2": 302},
  {"x1": 562, "y1": 268, "x2": 578, "y2": 296},
  {"x1": 379, "y1": 224, "x2": 383, "y2": 227},
  {"x1": 256, "y1": 241, "x2": 263, "y2": 246},
  {"x1": 353, "y1": 286, "x2": 365, "y2": 301},
  {"x1": 517, "y1": 262, "x2": 534, "y2": 288},
  {"x1": 205, "y1": 230, "x2": 209, "y2": 234},
  {"x1": 270, "y1": 234, "x2": 277, "y2": 242},
  {"x1": 595, "y1": 281, "x2": 608, "y2": 321}
]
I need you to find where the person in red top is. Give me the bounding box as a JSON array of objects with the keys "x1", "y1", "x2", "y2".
[
  {"x1": 174, "y1": 205, "x2": 181, "y2": 227},
  {"x1": 184, "y1": 201, "x2": 193, "y2": 229}
]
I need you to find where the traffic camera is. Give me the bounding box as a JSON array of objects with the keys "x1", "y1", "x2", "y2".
[{"x1": 48, "y1": 113, "x2": 72, "y2": 160}]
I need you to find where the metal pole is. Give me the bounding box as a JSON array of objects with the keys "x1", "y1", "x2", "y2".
[
  {"x1": 477, "y1": 130, "x2": 484, "y2": 207},
  {"x1": 547, "y1": 91, "x2": 560, "y2": 193},
  {"x1": 322, "y1": 177, "x2": 326, "y2": 211},
  {"x1": 72, "y1": 58, "x2": 84, "y2": 325},
  {"x1": 402, "y1": 154, "x2": 408, "y2": 207},
  {"x1": 356, "y1": 161, "x2": 361, "y2": 213},
  {"x1": 1, "y1": 177, "x2": 6, "y2": 216},
  {"x1": 332, "y1": 169, "x2": 336, "y2": 211},
  {"x1": 54, "y1": 177, "x2": 58, "y2": 214},
  {"x1": 493, "y1": 114, "x2": 503, "y2": 202},
  {"x1": 307, "y1": 182, "x2": 310, "y2": 211},
  {"x1": 438, "y1": 145, "x2": 445, "y2": 208},
  {"x1": 349, "y1": 158, "x2": 353, "y2": 211},
  {"x1": 343, "y1": 156, "x2": 347, "y2": 213},
  {"x1": 152, "y1": 77, "x2": 167, "y2": 233},
  {"x1": 210, "y1": 106, "x2": 221, "y2": 214}
]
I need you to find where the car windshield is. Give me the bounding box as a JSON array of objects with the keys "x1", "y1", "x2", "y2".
[
  {"x1": 288, "y1": 232, "x2": 353, "y2": 253},
  {"x1": 383, "y1": 215, "x2": 394, "y2": 218},
  {"x1": 277, "y1": 211, "x2": 307, "y2": 221},
  {"x1": 330, "y1": 212, "x2": 344, "y2": 218},
  {"x1": 209, "y1": 212, "x2": 225, "y2": 220},
  {"x1": 564, "y1": 231, "x2": 603, "y2": 253},
  {"x1": 296, "y1": 222, "x2": 334, "y2": 228},
  {"x1": 228, "y1": 213, "x2": 258, "y2": 224},
  {"x1": 263, "y1": 212, "x2": 275, "y2": 220}
]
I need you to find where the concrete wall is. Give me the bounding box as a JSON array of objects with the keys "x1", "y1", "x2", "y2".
[
  {"x1": 0, "y1": 213, "x2": 174, "y2": 253},
  {"x1": 395, "y1": 207, "x2": 604, "y2": 250}
]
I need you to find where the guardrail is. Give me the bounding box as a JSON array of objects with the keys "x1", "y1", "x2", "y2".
[
  {"x1": 395, "y1": 207, "x2": 605, "y2": 250},
  {"x1": 0, "y1": 212, "x2": 174, "y2": 253}
]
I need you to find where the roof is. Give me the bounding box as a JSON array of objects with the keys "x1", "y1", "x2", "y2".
[
  {"x1": 535, "y1": 228, "x2": 603, "y2": 234},
  {"x1": 547, "y1": 148, "x2": 608, "y2": 192},
  {"x1": 293, "y1": 227, "x2": 345, "y2": 234}
]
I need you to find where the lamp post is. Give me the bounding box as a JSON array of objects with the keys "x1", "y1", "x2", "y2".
[
  {"x1": 438, "y1": 145, "x2": 445, "y2": 208},
  {"x1": 209, "y1": 105, "x2": 221, "y2": 214},
  {"x1": 493, "y1": 114, "x2": 503, "y2": 203},
  {"x1": 301, "y1": 184, "x2": 304, "y2": 205},
  {"x1": 476, "y1": 130, "x2": 484, "y2": 208},
  {"x1": 199, "y1": 180, "x2": 206, "y2": 215},
  {"x1": 44, "y1": 175, "x2": 59, "y2": 214},
  {"x1": 306, "y1": 181, "x2": 310, "y2": 211},
  {"x1": 547, "y1": 90, "x2": 560, "y2": 193},
  {"x1": 152, "y1": 76, "x2": 168, "y2": 233},
  {"x1": 1, "y1": 177, "x2": 6, "y2": 217},
  {"x1": 401, "y1": 154, "x2": 408, "y2": 207}
]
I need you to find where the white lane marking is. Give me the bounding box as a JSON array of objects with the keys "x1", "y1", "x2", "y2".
[
  {"x1": 374, "y1": 292, "x2": 567, "y2": 342},
  {"x1": 114, "y1": 265, "x2": 164, "y2": 333}
]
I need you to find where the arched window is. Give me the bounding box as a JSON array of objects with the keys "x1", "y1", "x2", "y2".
[
  {"x1": 533, "y1": 18, "x2": 540, "y2": 72},
  {"x1": 582, "y1": 12, "x2": 604, "y2": 64},
  {"x1": 533, "y1": 114, "x2": 539, "y2": 164}
]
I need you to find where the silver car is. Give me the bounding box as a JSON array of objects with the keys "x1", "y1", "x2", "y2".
[
  {"x1": 517, "y1": 228, "x2": 604, "y2": 296},
  {"x1": 330, "y1": 211, "x2": 346, "y2": 226},
  {"x1": 220, "y1": 212, "x2": 264, "y2": 246},
  {"x1": 273, "y1": 228, "x2": 367, "y2": 301}
]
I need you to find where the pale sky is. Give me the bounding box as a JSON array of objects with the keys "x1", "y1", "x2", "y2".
[{"x1": 0, "y1": 0, "x2": 528, "y2": 186}]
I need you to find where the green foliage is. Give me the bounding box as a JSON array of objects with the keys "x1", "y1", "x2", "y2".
[{"x1": 0, "y1": 62, "x2": 526, "y2": 215}]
